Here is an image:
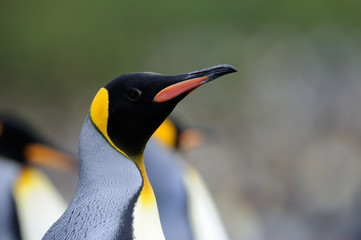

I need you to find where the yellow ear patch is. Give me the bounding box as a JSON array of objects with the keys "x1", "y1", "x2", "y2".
[
  {"x1": 90, "y1": 88, "x2": 129, "y2": 159},
  {"x1": 153, "y1": 119, "x2": 177, "y2": 149},
  {"x1": 90, "y1": 88, "x2": 109, "y2": 138}
]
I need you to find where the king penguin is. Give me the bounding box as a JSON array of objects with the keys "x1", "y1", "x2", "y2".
[
  {"x1": 43, "y1": 64, "x2": 237, "y2": 240},
  {"x1": 146, "y1": 118, "x2": 230, "y2": 240},
  {"x1": 0, "y1": 114, "x2": 77, "y2": 240}
]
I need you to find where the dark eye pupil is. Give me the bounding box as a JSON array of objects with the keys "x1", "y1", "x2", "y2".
[{"x1": 127, "y1": 88, "x2": 141, "y2": 100}]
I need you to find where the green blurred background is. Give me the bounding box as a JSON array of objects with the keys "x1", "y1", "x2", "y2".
[{"x1": 2, "y1": 1, "x2": 361, "y2": 239}]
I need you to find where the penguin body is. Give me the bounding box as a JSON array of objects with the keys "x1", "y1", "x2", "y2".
[
  {"x1": 144, "y1": 140, "x2": 193, "y2": 240},
  {"x1": 146, "y1": 122, "x2": 229, "y2": 240},
  {"x1": 13, "y1": 167, "x2": 69, "y2": 240},
  {"x1": 43, "y1": 65, "x2": 236, "y2": 240},
  {"x1": 183, "y1": 163, "x2": 229, "y2": 240},
  {"x1": 0, "y1": 157, "x2": 21, "y2": 240}
]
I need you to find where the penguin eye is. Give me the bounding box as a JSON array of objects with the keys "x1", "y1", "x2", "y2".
[{"x1": 127, "y1": 88, "x2": 142, "y2": 101}]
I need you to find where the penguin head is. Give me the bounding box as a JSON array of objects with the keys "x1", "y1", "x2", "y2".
[
  {"x1": 0, "y1": 115, "x2": 39, "y2": 164},
  {"x1": 0, "y1": 114, "x2": 77, "y2": 171},
  {"x1": 90, "y1": 64, "x2": 237, "y2": 159},
  {"x1": 154, "y1": 116, "x2": 215, "y2": 151}
]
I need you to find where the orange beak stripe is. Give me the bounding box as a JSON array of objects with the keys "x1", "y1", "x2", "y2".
[{"x1": 154, "y1": 76, "x2": 209, "y2": 103}]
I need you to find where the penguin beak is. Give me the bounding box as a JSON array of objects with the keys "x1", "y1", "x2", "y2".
[
  {"x1": 24, "y1": 143, "x2": 78, "y2": 172},
  {"x1": 153, "y1": 64, "x2": 237, "y2": 103}
]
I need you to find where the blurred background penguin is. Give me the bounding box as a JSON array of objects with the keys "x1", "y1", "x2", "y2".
[
  {"x1": 147, "y1": 116, "x2": 262, "y2": 240},
  {"x1": 0, "y1": 114, "x2": 77, "y2": 240},
  {"x1": 146, "y1": 116, "x2": 230, "y2": 240}
]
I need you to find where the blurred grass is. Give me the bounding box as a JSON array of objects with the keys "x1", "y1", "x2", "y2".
[
  {"x1": 1, "y1": 0, "x2": 360, "y2": 92},
  {"x1": 2, "y1": 0, "x2": 357, "y2": 113}
]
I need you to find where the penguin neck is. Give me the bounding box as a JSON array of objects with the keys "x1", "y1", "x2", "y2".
[
  {"x1": 74, "y1": 115, "x2": 165, "y2": 239},
  {"x1": 118, "y1": 143, "x2": 165, "y2": 240},
  {"x1": 59, "y1": 115, "x2": 144, "y2": 239},
  {"x1": 81, "y1": 114, "x2": 155, "y2": 210},
  {"x1": 78, "y1": 116, "x2": 142, "y2": 192},
  {"x1": 130, "y1": 154, "x2": 156, "y2": 209}
]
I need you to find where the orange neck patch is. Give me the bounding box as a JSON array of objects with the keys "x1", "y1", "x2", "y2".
[{"x1": 132, "y1": 155, "x2": 156, "y2": 208}]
